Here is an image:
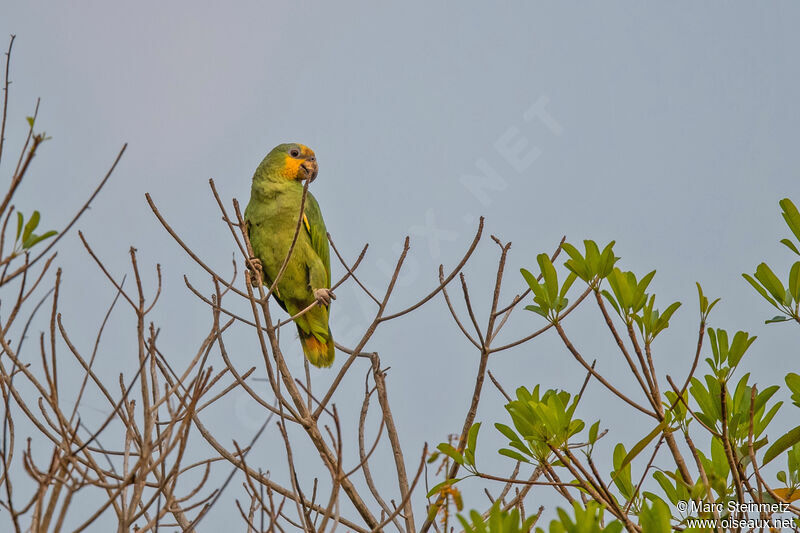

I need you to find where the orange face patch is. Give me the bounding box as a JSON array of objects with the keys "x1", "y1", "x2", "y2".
[
  {"x1": 279, "y1": 144, "x2": 316, "y2": 180},
  {"x1": 279, "y1": 156, "x2": 303, "y2": 180}
]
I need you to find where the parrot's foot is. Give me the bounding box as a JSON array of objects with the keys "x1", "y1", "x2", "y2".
[
  {"x1": 246, "y1": 257, "x2": 263, "y2": 286},
  {"x1": 313, "y1": 288, "x2": 336, "y2": 306}
]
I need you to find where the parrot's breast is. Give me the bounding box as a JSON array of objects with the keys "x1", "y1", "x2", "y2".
[{"x1": 246, "y1": 183, "x2": 316, "y2": 307}]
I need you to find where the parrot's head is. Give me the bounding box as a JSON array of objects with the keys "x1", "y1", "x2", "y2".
[{"x1": 259, "y1": 143, "x2": 319, "y2": 183}]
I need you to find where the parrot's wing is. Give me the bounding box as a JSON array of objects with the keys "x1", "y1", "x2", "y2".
[
  {"x1": 304, "y1": 192, "x2": 331, "y2": 287},
  {"x1": 245, "y1": 218, "x2": 288, "y2": 311}
]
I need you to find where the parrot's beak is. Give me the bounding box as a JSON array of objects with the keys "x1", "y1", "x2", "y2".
[{"x1": 301, "y1": 159, "x2": 318, "y2": 182}]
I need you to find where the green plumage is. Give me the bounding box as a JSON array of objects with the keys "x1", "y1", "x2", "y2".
[{"x1": 245, "y1": 143, "x2": 334, "y2": 367}]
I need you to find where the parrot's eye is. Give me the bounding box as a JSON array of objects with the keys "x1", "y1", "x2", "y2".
[{"x1": 289, "y1": 148, "x2": 300, "y2": 158}]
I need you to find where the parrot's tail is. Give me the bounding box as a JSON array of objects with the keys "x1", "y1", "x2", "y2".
[{"x1": 297, "y1": 326, "x2": 335, "y2": 368}]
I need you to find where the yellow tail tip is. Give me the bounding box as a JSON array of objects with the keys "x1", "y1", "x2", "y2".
[{"x1": 299, "y1": 332, "x2": 335, "y2": 368}]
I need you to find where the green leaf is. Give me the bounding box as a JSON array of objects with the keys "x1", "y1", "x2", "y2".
[
  {"x1": 619, "y1": 421, "x2": 669, "y2": 473},
  {"x1": 696, "y1": 282, "x2": 721, "y2": 318},
  {"x1": 786, "y1": 373, "x2": 800, "y2": 394},
  {"x1": 467, "y1": 423, "x2": 480, "y2": 452},
  {"x1": 436, "y1": 443, "x2": 464, "y2": 465},
  {"x1": 727, "y1": 330, "x2": 755, "y2": 367},
  {"x1": 537, "y1": 253, "x2": 559, "y2": 304},
  {"x1": 709, "y1": 328, "x2": 724, "y2": 364},
  {"x1": 561, "y1": 241, "x2": 581, "y2": 262},
  {"x1": 498, "y1": 448, "x2": 531, "y2": 464},
  {"x1": 634, "y1": 270, "x2": 657, "y2": 308},
  {"x1": 690, "y1": 377, "x2": 721, "y2": 428},
  {"x1": 597, "y1": 242, "x2": 619, "y2": 279},
  {"x1": 639, "y1": 497, "x2": 672, "y2": 533},
  {"x1": 790, "y1": 262, "x2": 800, "y2": 300},
  {"x1": 588, "y1": 420, "x2": 600, "y2": 444},
  {"x1": 601, "y1": 289, "x2": 621, "y2": 316},
  {"x1": 757, "y1": 402, "x2": 782, "y2": 438},
  {"x1": 26, "y1": 116, "x2": 34, "y2": 127},
  {"x1": 21, "y1": 210, "x2": 40, "y2": 246},
  {"x1": 608, "y1": 269, "x2": 633, "y2": 311},
  {"x1": 766, "y1": 315, "x2": 790, "y2": 323},
  {"x1": 611, "y1": 443, "x2": 633, "y2": 498},
  {"x1": 781, "y1": 238, "x2": 800, "y2": 256},
  {"x1": 562, "y1": 242, "x2": 590, "y2": 281},
  {"x1": 426, "y1": 478, "x2": 458, "y2": 498},
  {"x1": 524, "y1": 305, "x2": 548, "y2": 317},
  {"x1": 763, "y1": 424, "x2": 800, "y2": 466},
  {"x1": 652, "y1": 471, "x2": 678, "y2": 505},
  {"x1": 520, "y1": 267, "x2": 538, "y2": 289},
  {"x1": 521, "y1": 268, "x2": 548, "y2": 304},
  {"x1": 467, "y1": 423, "x2": 481, "y2": 460},
  {"x1": 659, "y1": 301, "x2": 681, "y2": 324},
  {"x1": 780, "y1": 198, "x2": 800, "y2": 244},
  {"x1": 15, "y1": 211, "x2": 23, "y2": 243},
  {"x1": 22, "y1": 230, "x2": 57, "y2": 249},
  {"x1": 755, "y1": 262, "x2": 786, "y2": 302},
  {"x1": 559, "y1": 271, "x2": 577, "y2": 302},
  {"x1": 495, "y1": 423, "x2": 523, "y2": 445},
  {"x1": 742, "y1": 273, "x2": 780, "y2": 309},
  {"x1": 456, "y1": 516, "x2": 472, "y2": 532},
  {"x1": 464, "y1": 448, "x2": 475, "y2": 468}
]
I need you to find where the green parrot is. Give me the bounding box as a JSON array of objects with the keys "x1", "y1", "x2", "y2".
[{"x1": 244, "y1": 143, "x2": 335, "y2": 368}]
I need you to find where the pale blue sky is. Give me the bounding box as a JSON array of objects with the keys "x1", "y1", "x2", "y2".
[{"x1": 1, "y1": 2, "x2": 798, "y2": 530}]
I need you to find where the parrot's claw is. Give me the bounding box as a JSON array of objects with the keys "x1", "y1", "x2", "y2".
[
  {"x1": 246, "y1": 257, "x2": 263, "y2": 286},
  {"x1": 313, "y1": 288, "x2": 336, "y2": 306}
]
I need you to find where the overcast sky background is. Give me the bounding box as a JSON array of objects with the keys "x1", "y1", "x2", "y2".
[{"x1": 1, "y1": 3, "x2": 799, "y2": 530}]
